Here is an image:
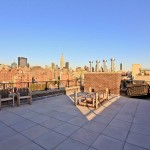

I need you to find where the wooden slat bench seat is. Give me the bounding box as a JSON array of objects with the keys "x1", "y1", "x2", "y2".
[
  {"x1": 17, "y1": 88, "x2": 32, "y2": 106},
  {"x1": 0, "y1": 89, "x2": 14, "y2": 110}
]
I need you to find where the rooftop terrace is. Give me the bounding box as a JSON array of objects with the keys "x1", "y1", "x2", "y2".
[{"x1": 0, "y1": 94, "x2": 150, "y2": 150}]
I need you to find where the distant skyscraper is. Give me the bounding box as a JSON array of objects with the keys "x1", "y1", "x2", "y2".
[
  {"x1": 103, "y1": 60, "x2": 107, "y2": 72},
  {"x1": 18, "y1": 57, "x2": 27, "y2": 67},
  {"x1": 65, "y1": 62, "x2": 69, "y2": 69},
  {"x1": 51, "y1": 62, "x2": 55, "y2": 69},
  {"x1": 55, "y1": 65, "x2": 59, "y2": 69},
  {"x1": 11, "y1": 60, "x2": 17, "y2": 69},
  {"x1": 120, "y1": 63, "x2": 122, "y2": 70},
  {"x1": 60, "y1": 54, "x2": 65, "y2": 69},
  {"x1": 110, "y1": 58, "x2": 115, "y2": 72}
]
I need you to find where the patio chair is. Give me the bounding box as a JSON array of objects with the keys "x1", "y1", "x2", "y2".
[
  {"x1": 0, "y1": 89, "x2": 14, "y2": 110},
  {"x1": 16, "y1": 88, "x2": 32, "y2": 106}
]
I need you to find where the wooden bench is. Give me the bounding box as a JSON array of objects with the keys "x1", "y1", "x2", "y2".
[
  {"x1": 0, "y1": 89, "x2": 14, "y2": 110},
  {"x1": 17, "y1": 88, "x2": 32, "y2": 106}
]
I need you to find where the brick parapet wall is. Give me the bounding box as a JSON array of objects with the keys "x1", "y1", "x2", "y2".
[{"x1": 84, "y1": 72, "x2": 121, "y2": 95}]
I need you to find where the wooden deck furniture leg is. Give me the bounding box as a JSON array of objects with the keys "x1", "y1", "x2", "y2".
[
  {"x1": 12, "y1": 94, "x2": 14, "y2": 107},
  {"x1": 29, "y1": 97, "x2": 32, "y2": 105},
  {"x1": 29, "y1": 91, "x2": 32, "y2": 105},
  {"x1": 106, "y1": 88, "x2": 109, "y2": 100},
  {"x1": 0, "y1": 95, "x2": 1, "y2": 110},
  {"x1": 17, "y1": 94, "x2": 20, "y2": 106},
  {"x1": 95, "y1": 93, "x2": 99, "y2": 109},
  {"x1": 74, "y1": 90, "x2": 77, "y2": 106}
]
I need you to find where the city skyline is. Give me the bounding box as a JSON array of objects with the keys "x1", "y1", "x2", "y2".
[
  {"x1": 0, "y1": 0, "x2": 150, "y2": 70},
  {"x1": 1, "y1": 55, "x2": 119, "y2": 71}
]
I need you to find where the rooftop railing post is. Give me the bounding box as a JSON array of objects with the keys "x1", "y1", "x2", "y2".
[
  {"x1": 67, "y1": 79, "x2": 69, "y2": 87},
  {"x1": 75, "y1": 78, "x2": 77, "y2": 86},
  {"x1": 45, "y1": 81, "x2": 48, "y2": 90},
  {"x1": 27, "y1": 82, "x2": 29, "y2": 88},
  {"x1": 74, "y1": 90, "x2": 78, "y2": 106},
  {"x1": 58, "y1": 80, "x2": 60, "y2": 89},
  {"x1": 3, "y1": 83, "x2": 5, "y2": 90},
  {"x1": 58, "y1": 76, "x2": 60, "y2": 89}
]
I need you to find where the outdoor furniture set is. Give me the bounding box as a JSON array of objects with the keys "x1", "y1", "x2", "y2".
[
  {"x1": 74, "y1": 88, "x2": 109, "y2": 109},
  {"x1": 0, "y1": 88, "x2": 32, "y2": 110}
]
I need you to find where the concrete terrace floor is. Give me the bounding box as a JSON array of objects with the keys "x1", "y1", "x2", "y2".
[{"x1": 0, "y1": 94, "x2": 150, "y2": 150}]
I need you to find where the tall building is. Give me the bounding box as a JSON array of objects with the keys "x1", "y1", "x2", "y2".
[
  {"x1": 18, "y1": 57, "x2": 27, "y2": 67},
  {"x1": 103, "y1": 60, "x2": 107, "y2": 72},
  {"x1": 110, "y1": 58, "x2": 115, "y2": 72},
  {"x1": 51, "y1": 62, "x2": 55, "y2": 70},
  {"x1": 60, "y1": 54, "x2": 65, "y2": 69},
  {"x1": 120, "y1": 63, "x2": 122, "y2": 71},
  {"x1": 11, "y1": 60, "x2": 17, "y2": 69},
  {"x1": 65, "y1": 62, "x2": 69, "y2": 69},
  {"x1": 55, "y1": 65, "x2": 59, "y2": 69}
]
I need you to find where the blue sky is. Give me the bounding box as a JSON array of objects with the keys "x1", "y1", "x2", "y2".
[{"x1": 0, "y1": 0, "x2": 150, "y2": 70}]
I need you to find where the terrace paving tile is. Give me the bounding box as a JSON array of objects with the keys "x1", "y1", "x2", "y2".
[
  {"x1": 0, "y1": 121, "x2": 7, "y2": 129},
  {"x1": 123, "y1": 143, "x2": 148, "y2": 150},
  {"x1": 40, "y1": 117, "x2": 65, "y2": 129},
  {"x1": 54, "y1": 122, "x2": 79, "y2": 136},
  {"x1": 34, "y1": 130, "x2": 67, "y2": 150},
  {"x1": 0, "y1": 126, "x2": 17, "y2": 142},
  {"x1": 68, "y1": 116, "x2": 88, "y2": 127},
  {"x1": 21, "y1": 125, "x2": 49, "y2": 140},
  {"x1": 0, "y1": 114, "x2": 26, "y2": 125},
  {"x1": 131, "y1": 123, "x2": 150, "y2": 136},
  {"x1": 93, "y1": 115, "x2": 113, "y2": 125},
  {"x1": 109, "y1": 119, "x2": 131, "y2": 131},
  {"x1": 18, "y1": 141, "x2": 45, "y2": 150},
  {"x1": 54, "y1": 138, "x2": 89, "y2": 150},
  {"x1": 114, "y1": 113, "x2": 134, "y2": 123},
  {"x1": 133, "y1": 115, "x2": 150, "y2": 127},
  {"x1": 88, "y1": 148, "x2": 97, "y2": 150},
  {"x1": 102, "y1": 125, "x2": 129, "y2": 141},
  {"x1": 46, "y1": 110, "x2": 76, "y2": 122},
  {"x1": 28, "y1": 114, "x2": 50, "y2": 124},
  {"x1": 71, "y1": 128, "x2": 99, "y2": 146},
  {"x1": 0, "y1": 134, "x2": 30, "y2": 150},
  {"x1": 83, "y1": 120, "x2": 106, "y2": 133},
  {"x1": 127, "y1": 131, "x2": 150, "y2": 149},
  {"x1": 92, "y1": 134, "x2": 124, "y2": 150},
  {"x1": 97, "y1": 108, "x2": 118, "y2": 117},
  {"x1": 10, "y1": 119, "x2": 36, "y2": 132},
  {"x1": 18, "y1": 111, "x2": 39, "y2": 119}
]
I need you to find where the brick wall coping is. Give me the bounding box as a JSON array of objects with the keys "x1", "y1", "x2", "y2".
[{"x1": 84, "y1": 72, "x2": 121, "y2": 74}]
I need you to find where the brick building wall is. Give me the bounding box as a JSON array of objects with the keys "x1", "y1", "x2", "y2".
[{"x1": 84, "y1": 72, "x2": 121, "y2": 95}]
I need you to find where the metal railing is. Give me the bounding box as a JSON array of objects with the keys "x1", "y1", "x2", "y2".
[{"x1": 0, "y1": 79, "x2": 83, "y2": 91}]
